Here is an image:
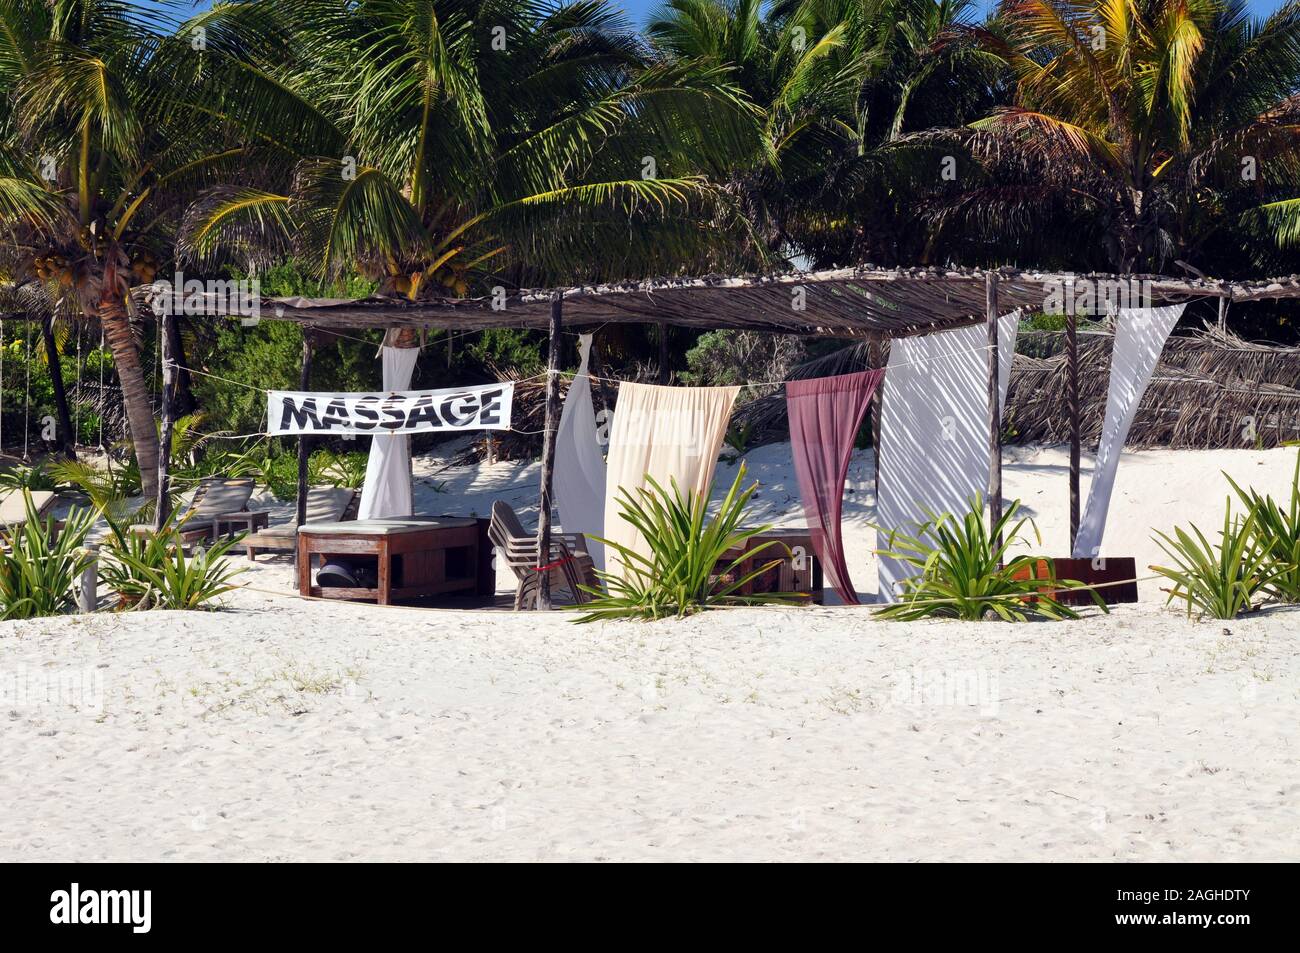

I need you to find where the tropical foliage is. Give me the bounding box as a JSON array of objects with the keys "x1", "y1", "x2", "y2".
[
  {"x1": 98, "y1": 515, "x2": 246, "y2": 610},
  {"x1": 5, "y1": 0, "x2": 1300, "y2": 472},
  {"x1": 1225, "y1": 451, "x2": 1300, "y2": 603},
  {"x1": 1150, "y1": 502, "x2": 1288, "y2": 618},
  {"x1": 576, "y1": 463, "x2": 804, "y2": 620},
  {"x1": 0, "y1": 491, "x2": 97, "y2": 619},
  {"x1": 873, "y1": 495, "x2": 1104, "y2": 621},
  {"x1": 1152, "y1": 456, "x2": 1300, "y2": 617}
]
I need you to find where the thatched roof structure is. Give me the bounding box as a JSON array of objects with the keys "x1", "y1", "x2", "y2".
[{"x1": 143, "y1": 266, "x2": 1300, "y2": 338}]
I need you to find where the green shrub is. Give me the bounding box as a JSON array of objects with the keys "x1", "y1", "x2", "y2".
[
  {"x1": 576, "y1": 464, "x2": 803, "y2": 621},
  {"x1": 873, "y1": 496, "x2": 1102, "y2": 622},
  {"x1": 0, "y1": 462, "x2": 67, "y2": 492},
  {"x1": 98, "y1": 516, "x2": 246, "y2": 611},
  {"x1": 1224, "y1": 451, "x2": 1300, "y2": 603},
  {"x1": 47, "y1": 455, "x2": 144, "y2": 520},
  {"x1": 1151, "y1": 501, "x2": 1289, "y2": 619},
  {"x1": 0, "y1": 492, "x2": 97, "y2": 620}
]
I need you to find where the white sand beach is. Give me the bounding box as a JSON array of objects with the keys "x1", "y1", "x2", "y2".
[{"x1": 3, "y1": 444, "x2": 1299, "y2": 862}]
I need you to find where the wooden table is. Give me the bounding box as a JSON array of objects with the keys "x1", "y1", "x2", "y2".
[
  {"x1": 723, "y1": 529, "x2": 823, "y2": 604},
  {"x1": 297, "y1": 517, "x2": 492, "y2": 605},
  {"x1": 215, "y1": 510, "x2": 270, "y2": 539}
]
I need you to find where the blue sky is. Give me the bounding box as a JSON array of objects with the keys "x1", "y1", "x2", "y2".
[
  {"x1": 616, "y1": 0, "x2": 1290, "y2": 24},
  {"x1": 146, "y1": 0, "x2": 1292, "y2": 26}
]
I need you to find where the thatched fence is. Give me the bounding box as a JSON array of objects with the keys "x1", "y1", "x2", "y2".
[{"x1": 1007, "y1": 325, "x2": 1300, "y2": 449}]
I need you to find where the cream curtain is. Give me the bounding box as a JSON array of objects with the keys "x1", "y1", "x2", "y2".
[{"x1": 603, "y1": 382, "x2": 740, "y2": 576}]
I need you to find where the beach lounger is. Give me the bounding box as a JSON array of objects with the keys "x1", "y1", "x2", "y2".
[
  {"x1": 129, "y1": 477, "x2": 257, "y2": 545},
  {"x1": 0, "y1": 489, "x2": 60, "y2": 541},
  {"x1": 245, "y1": 486, "x2": 358, "y2": 560},
  {"x1": 488, "y1": 500, "x2": 598, "y2": 609}
]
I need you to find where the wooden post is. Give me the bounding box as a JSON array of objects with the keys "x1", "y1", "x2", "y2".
[
  {"x1": 154, "y1": 315, "x2": 176, "y2": 529},
  {"x1": 868, "y1": 333, "x2": 885, "y2": 499},
  {"x1": 986, "y1": 274, "x2": 1003, "y2": 546},
  {"x1": 1066, "y1": 308, "x2": 1080, "y2": 551},
  {"x1": 657, "y1": 321, "x2": 670, "y2": 384},
  {"x1": 296, "y1": 329, "x2": 315, "y2": 528},
  {"x1": 535, "y1": 294, "x2": 564, "y2": 609},
  {"x1": 1217, "y1": 293, "x2": 1228, "y2": 335}
]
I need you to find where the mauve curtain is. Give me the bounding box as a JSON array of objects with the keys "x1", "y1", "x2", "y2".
[
  {"x1": 603, "y1": 382, "x2": 740, "y2": 577},
  {"x1": 786, "y1": 369, "x2": 885, "y2": 604}
]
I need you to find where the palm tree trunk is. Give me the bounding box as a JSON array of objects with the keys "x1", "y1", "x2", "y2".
[
  {"x1": 96, "y1": 273, "x2": 159, "y2": 501},
  {"x1": 39, "y1": 316, "x2": 77, "y2": 460}
]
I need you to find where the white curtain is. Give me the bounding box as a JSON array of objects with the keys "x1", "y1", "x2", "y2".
[
  {"x1": 357, "y1": 345, "x2": 420, "y2": 519},
  {"x1": 1073, "y1": 304, "x2": 1185, "y2": 558},
  {"x1": 603, "y1": 383, "x2": 739, "y2": 577},
  {"x1": 877, "y1": 314, "x2": 1019, "y2": 602},
  {"x1": 555, "y1": 334, "x2": 607, "y2": 570}
]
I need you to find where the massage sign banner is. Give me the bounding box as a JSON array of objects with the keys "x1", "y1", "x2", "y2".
[{"x1": 267, "y1": 383, "x2": 514, "y2": 436}]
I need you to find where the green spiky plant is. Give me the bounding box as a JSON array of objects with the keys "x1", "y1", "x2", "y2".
[
  {"x1": 873, "y1": 495, "x2": 1103, "y2": 621},
  {"x1": 0, "y1": 491, "x2": 97, "y2": 619},
  {"x1": 1223, "y1": 451, "x2": 1300, "y2": 603},
  {"x1": 1151, "y1": 499, "x2": 1291, "y2": 619},
  {"x1": 98, "y1": 513, "x2": 246, "y2": 611},
  {"x1": 576, "y1": 463, "x2": 804, "y2": 621}
]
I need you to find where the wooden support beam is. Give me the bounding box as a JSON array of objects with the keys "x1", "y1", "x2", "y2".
[
  {"x1": 535, "y1": 294, "x2": 564, "y2": 610},
  {"x1": 296, "y1": 330, "x2": 315, "y2": 529},
  {"x1": 1066, "y1": 309, "x2": 1080, "y2": 551},
  {"x1": 868, "y1": 333, "x2": 885, "y2": 499},
  {"x1": 154, "y1": 315, "x2": 176, "y2": 530},
  {"x1": 986, "y1": 275, "x2": 1003, "y2": 547},
  {"x1": 657, "y1": 321, "x2": 670, "y2": 384}
]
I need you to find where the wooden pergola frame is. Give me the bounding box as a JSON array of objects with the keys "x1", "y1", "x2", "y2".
[{"x1": 149, "y1": 265, "x2": 1300, "y2": 607}]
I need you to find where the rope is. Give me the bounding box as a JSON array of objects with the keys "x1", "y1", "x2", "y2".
[
  {"x1": 534, "y1": 554, "x2": 573, "y2": 572},
  {"x1": 171, "y1": 361, "x2": 554, "y2": 394},
  {"x1": 230, "y1": 570, "x2": 1168, "y2": 617},
  {"x1": 883, "y1": 571, "x2": 1163, "y2": 611}
]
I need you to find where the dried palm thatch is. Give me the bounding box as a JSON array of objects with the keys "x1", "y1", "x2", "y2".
[
  {"x1": 1007, "y1": 325, "x2": 1300, "y2": 449},
  {"x1": 719, "y1": 322, "x2": 1300, "y2": 451}
]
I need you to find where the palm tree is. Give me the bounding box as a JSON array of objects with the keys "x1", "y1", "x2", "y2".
[
  {"x1": 648, "y1": 0, "x2": 1003, "y2": 266},
  {"x1": 179, "y1": 0, "x2": 764, "y2": 294},
  {"x1": 786, "y1": 0, "x2": 1006, "y2": 265},
  {"x1": 0, "y1": 1, "x2": 325, "y2": 497},
  {"x1": 943, "y1": 0, "x2": 1300, "y2": 272},
  {"x1": 647, "y1": 0, "x2": 855, "y2": 259}
]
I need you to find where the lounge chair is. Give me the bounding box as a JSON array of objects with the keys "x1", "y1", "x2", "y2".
[
  {"x1": 244, "y1": 486, "x2": 358, "y2": 560},
  {"x1": 129, "y1": 477, "x2": 256, "y2": 545},
  {"x1": 0, "y1": 489, "x2": 59, "y2": 537},
  {"x1": 488, "y1": 500, "x2": 598, "y2": 609}
]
